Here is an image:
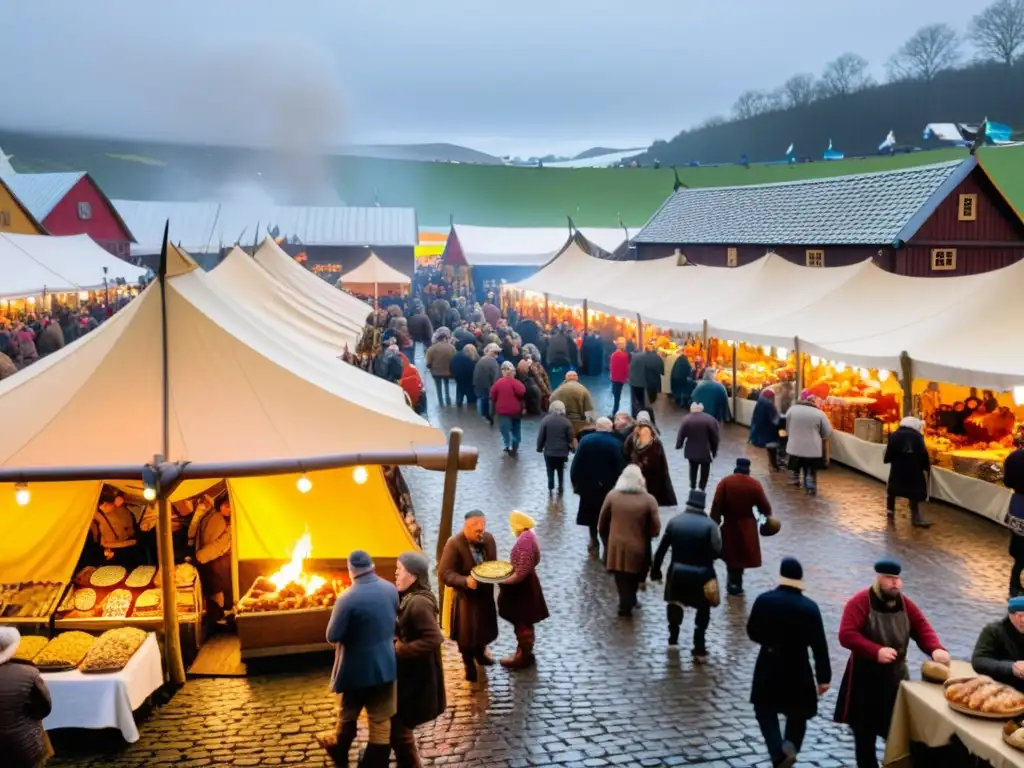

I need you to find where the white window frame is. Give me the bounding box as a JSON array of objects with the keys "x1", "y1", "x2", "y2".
[
  {"x1": 805, "y1": 249, "x2": 824, "y2": 268},
  {"x1": 77, "y1": 201, "x2": 93, "y2": 221},
  {"x1": 931, "y1": 248, "x2": 957, "y2": 271},
  {"x1": 726, "y1": 247, "x2": 738, "y2": 267},
  {"x1": 958, "y1": 194, "x2": 977, "y2": 222}
]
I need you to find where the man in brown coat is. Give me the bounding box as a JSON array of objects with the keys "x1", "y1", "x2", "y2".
[
  {"x1": 549, "y1": 371, "x2": 595, "y2": 434},
  {"x1": 438, "y1": 510, "x2": 499, "y2": 682},
  {"x1": 710, "y1": 457, "x2": 772, "y2": 597},
  {"x1": 598, "y1": 465, "x2": 662, "y2": 617}
]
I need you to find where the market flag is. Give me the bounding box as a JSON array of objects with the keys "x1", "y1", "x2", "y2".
[
  {"x1": 785, "y1": 142, "x2": 794, "y2": 157},
  {"x1": 672, "y1": 167, "x2": 687, "y2": 192},
  {"x1": 878, "y1": 130, "x2": 896, "y2": 153}
]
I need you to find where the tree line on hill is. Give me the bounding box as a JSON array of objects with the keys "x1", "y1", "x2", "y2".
[{"x1": 641, "y1": 0, "x2": 1024, "y2": 164}]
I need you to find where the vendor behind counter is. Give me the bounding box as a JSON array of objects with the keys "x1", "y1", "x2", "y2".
[
  {"x1": 84, "y1": 490, "x2": 145, "y2": 569},
  {"x1": 971, "y1": 596, "x2": 1024, "y2": 692}
]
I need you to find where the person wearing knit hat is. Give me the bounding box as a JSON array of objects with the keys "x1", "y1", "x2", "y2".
[
  {"x1": 970, "y1": 596, "x2": 1024, "y2": 693},
  {"x1": 675, "y1": 399, "x2": 720, "y2": 492},
  {"x1": 498, "y1": 511, "x2": 549, "y2": 669},
  {"x1": 650, "y1": 483, "x2": 721, "y2": 662},
  {"x1": 319, "y1": 549, "x2": 401, "y2": 766},
  {"x1": 710, "y1": 456, "x2": 773, "y2": 597},
  {"x1": 883, "y1": 417, "x2": 933, "y2": 528},
  {"x1": 390, "y1": 552, "x2": 446, "y2": 765},
  {"x1": 0, "y1": 626, "x2": 52, "y2": 768},
  {"x1": 834, "y1": 560, "x2": 949, "y2": 768},
  {"x1": 747, "y1": 557, "x2": 831, "y2": 768},
  {"x1": 437, "y1": 511, "x2": 500, "y2": 682}
]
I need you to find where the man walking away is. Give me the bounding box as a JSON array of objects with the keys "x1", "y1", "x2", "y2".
[
  {"x1": 748, "y1": 557, "x2": 831, "y2": 768},
  {"x1": 710, "y1": 457, "x2": 772, "y2": 597},
  {"x1": 572, "y1": 418, "x2": 627, "y2": 553},
  {"x1": 609, "y1": 337, "x2": 630, "y2": 416},
  {"x1": 317, "y1": 551, "x2": 400, "y2": 768},
  {"x1": 883, "y1": 417, "x2": 932, "y2": 528},
  {"x1": 628, "y1": 341, "x2": 664, "y2": 423},
  {"x1": 675, "y1": 402, "x2": 720, "y2": 492},
  {"x1": 785, "y1": 398, "x2": 833, "y2": 496}
]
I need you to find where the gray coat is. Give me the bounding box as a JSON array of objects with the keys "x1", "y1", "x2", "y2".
[
  {"x1": 326, "y1": 571, "x2": 400, "y2": 693},
  {"x1": 675, "y1": 412, "x2": 721, "y2": 461},
  {"x1": 785, "y1": 403, "x2": 833, "y2": 459},
  {"x1": 472, "y1": 356, "x2": 501, "y2": 398},
  {"x1": 0, "y1": 660, "x2": 52, "y2": 767},
  {"x1": 536, "y1": 413, "x2": 575, "y2": 458}
]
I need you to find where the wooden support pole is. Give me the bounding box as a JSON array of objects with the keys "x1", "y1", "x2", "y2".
[
  {"x1": 636, "y1": 313, "x2": 644, "y2": 348},
  {"x1": 435, "y1": 428, "x2": 463, "y2": 619},
  {"x1": 794, "y1": 337, "x2": 803, "y2": 398},
  {"x1": 583, "y1": 299, "x2": 589, "y2": 335},
  {"x1": 156, "y1": 492, "x2": 185, "y2": 684},
  {"x1": 544, "y1": 293, "x2": 550, "y2": 326},
  {"x1": 731, "y1": 343, "x2": 738, "y2": 420},
  {"x1": 900, "y1": 351, "x2": 914, "y2": 417},
  {"x1": 701, "y1": 319, "x2": 709, "y2": 357}
]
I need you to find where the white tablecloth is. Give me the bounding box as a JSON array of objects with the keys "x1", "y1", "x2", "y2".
[
  {"x1": 43, "y1": 632, "x2": 164, "y2": 743},
  {"x1": 733, "y1": 397, "x2": 756, "y2": 427}
]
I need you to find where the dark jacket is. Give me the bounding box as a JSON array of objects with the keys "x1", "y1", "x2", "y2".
[
  {"x1": 710, "y1": 472, "x2": 771, "y2": 571},
  {"x1": 629, "y1": 350, "x2": 663, "y2": 391},
  {"x1": 749, "y1": 395, "x2": 781, "y2": 448},
  {"x1": 536, "y1": 413, "x2": 575, "y2": 458},
  {"x1": 36, "y1": 322, "x2": 64, "y2": 357},
  {"x1": 1005, "y1": 450, "x2": 1024, "y2": 560},
  {"x1": 546, "y1": 332, "x2": 574, "y2": 368},
  {"x1": 326, "y1": 571, "x2": 400, "y2": 693},
  {"x1": 623, "y1": 433, "x2": 678, "y2": 507},
  {"x1": 472, "y1": 355, "x2": 501, "y2": 398},
  {"x1": 972, "y1": 617, "x2": 1024, "y2": 692},
  {"x1": 675, "y1": 412, "x2": 721, "y2": 462},
  {"x1": 651, "y1": 509, "x2": 722, "y2": 606},
  {"x1": 748, "y1": 585, "x2": 832, "y2": 717},
  {"x1": 691, "y1": 380, "x2": 731, "y2": 424},
  {"x1": 669, "y1": 354, "x2": 695, "y2": 406},
  {"x1": 0, "y1": 659, "x2": 52, "y2": 768},
  {"x1": 453, "y1": 327, "x2": 476, "y2": 350},
  {"x1": 571, "y1": 431, "x2": 627, "y2": 527},
  {"x1": 884, "y1": 426, "x2": 930, "y2": 502},
  {"x1": 408, "y1": 313, "x2": 434, "y2": 345},
  {"x1": 395, "y1": 587, "x2": 447, "y2": 727},
  {"x1": 450, "y1": 349, "x2": 477, "y2": 394},
  {"x1": 516, "y1": 318, "x2": 540, "y2": 348}
]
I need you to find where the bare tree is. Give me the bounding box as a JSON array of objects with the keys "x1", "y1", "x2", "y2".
[
  {"x1": 969, "y1": 0, "x2": 1024, "y2": 65},
  {"x1": 782, "y1": 73, "x2": 818, "y2": 107},
  {"x1": 695, "y1": 114, "x2": 727, "y2": 130},
  {"x1": 732, "y1": 89, "x2": 769, "y2": 120},
  {"x1": 887, "y1": 23, "x2": 961, "y2": 81},
  {"x1": 819, "y1": 53, "x2": 872, "y2": 96}
]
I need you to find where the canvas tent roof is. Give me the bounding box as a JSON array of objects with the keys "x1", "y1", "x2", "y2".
[
  {"x1": 253, "y1": 237, "x2": 372, "y2": 329},
  {"x1": 0, "y1": 232, "x2": 147, "y2": 299},
  {"x1": 208, "y1": 246, "x2": 363, "y2": 352},
  {"x1": 447, "y1": 225, "x2": 635, "y2": 267},
  {"x1": 339, "y1": 251, "x2": 412, "y2": 286}
]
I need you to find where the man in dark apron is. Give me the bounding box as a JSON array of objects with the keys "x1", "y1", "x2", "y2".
[{"x1": 834, "y1": 559, "x2": 949, "y2": 768}]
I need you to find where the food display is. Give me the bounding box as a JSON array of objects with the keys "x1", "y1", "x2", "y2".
[
  {"x1": 90, "y1": 566, "x2": 126, "y2": 588},
  {"x1": 57, "y1": 588, "x2": 76, "y2": 613},
  {"x1": 471, "y1": 560, "x2": 515, "y2": 584},
  {"x1": 101, "y1": 589, "x2": 133, "y2": 618},
  {"x1": 74, "y1": 567, "x2": 96, "y2": 587},
  {"x1": 133, "y1": 589, "x2": 161, "y2": 617},
  {"x1": 125, "y1": 566, "x2": 156, "y2": 589},
  {"x1": 155, "y1": 562, "x2": 196, "y2": 589},
  {"x1": 11, "y1": 634, "x2": 48, "y2": 663},
  {"x1": 921, "y1": 660, "x2": 950, "y2": 684},
  {"x1": 73, "y1": 588, "x2": 97, "y2": 612},
  {"x1": 1003, "y1": 718, "x2": 1024, "y2": 751},
  {"x1": 80, "y1": 627, "x2": 148, "y2": 673},
  {"x1": 0, "y1": 582, "x2": 64, "y2": 618},
  {"x1": 728, "y1": 344, "x2": 797, "y2": 399},
  {"x1": 943, "y1": 675, "x2": 1024, "y2": 718},
  {"x1": 33, "y1": 631, "x2": 97, "y2": 669},
  {"x1": 236, "y1": 576, "x2": 342, "y2": 614}
]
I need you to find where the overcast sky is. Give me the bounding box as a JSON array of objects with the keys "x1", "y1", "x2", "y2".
[{"x1": 0, "y1": 0, "x2": 974, "y2": 157}]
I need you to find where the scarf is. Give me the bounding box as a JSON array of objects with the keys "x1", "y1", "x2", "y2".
[{"x1": 399, "y1": 582, "x2": 438, "y2": 615}]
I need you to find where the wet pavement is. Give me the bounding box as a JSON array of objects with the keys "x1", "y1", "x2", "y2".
[{"x1": 49, "y1": 372, "x2": 1014, "y2": 768}]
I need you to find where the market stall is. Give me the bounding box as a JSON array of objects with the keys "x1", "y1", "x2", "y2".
[{"x1": 337, "y1": 250, "x2": 411, "y2": 303}]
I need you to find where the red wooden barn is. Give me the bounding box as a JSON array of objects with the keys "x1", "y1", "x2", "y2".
[
  {"x1": 0, "y1": 172, "x2": 135, "y2": 259},
  {"x1": 632, "y1": 156, "x2": 1024, "y2": 276}
]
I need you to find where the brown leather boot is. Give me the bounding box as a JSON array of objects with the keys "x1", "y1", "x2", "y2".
[
  {"x1": 501, "y1": 627, "x2": 536, "y2": 669},
  {"x1": 358, "y1": 742, "x2": 392, "y2": 768},
  {"x1": 391, "y1": 724, "x2": 424, "y2": 768},
  {"x1": 316, "y1": 720, "x2": 357, "y2": 766}
]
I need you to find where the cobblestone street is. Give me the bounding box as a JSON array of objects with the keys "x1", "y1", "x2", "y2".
[{"x1": 49, "y1": 373, "x2": 1014, "y2": 768}]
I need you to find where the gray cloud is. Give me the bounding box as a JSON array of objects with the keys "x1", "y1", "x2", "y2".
[{"x1": 0, "y1": 0, "x2": 975, "y2": 156}]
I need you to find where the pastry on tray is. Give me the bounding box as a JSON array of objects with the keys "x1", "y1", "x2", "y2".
[
  {"x1": 73, "y1": 588, "x2": 97, "y2": 612},
  {"x1": 101, "y1": 589, "x2": 133, "y2": 618},
  {"x1": 944, "y1": 675, "x2": 1024, "y2": 715},
  {"x1": 34, "y1": 631, "x2": 96, "y2": 669},
  {"x1": 470, "y1": 560, "x2": 515, "y2": 583},
  {"x1": 90, "y1": 566, "x2": 126, "y2": 589},
  {"x1": 74, "y1": 567, "x2": 96, "y2": 587},
  {"x1": 79, "y1": 627, "x2": 147, "y2": 672},
  {"x1": 133, "y1": 589, "x2": 161, "y2": 617},
  {"x1": 11, "y1": 635, "x2": 48, "y2": 663},
  {"x1": 125, "y1": 565, "x2": 156, "y2": 589}
]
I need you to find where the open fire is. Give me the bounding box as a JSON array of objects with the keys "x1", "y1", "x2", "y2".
[
  {"x1": 236, "y1": 530, "x2": 342, "y2": 613},
  {"x1": 268, "y1": 531, "x2": 326, "y2": 596}
]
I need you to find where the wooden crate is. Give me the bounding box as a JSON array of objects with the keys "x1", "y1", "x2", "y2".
[{"x1": 236, "y1": 606, "x2": 332, "y2": 659}]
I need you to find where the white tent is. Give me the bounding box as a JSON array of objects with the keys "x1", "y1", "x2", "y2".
[
  {"x1": 0, "y1": 233, "x2": 147, "y2": 299},
  {"x1": 448, "y1": 225, "x2": 635, "y2": 267},
  {"x1": 208, "y1": 247, "x2": 364, "y2": 353},
  {"x1": 252, "y1": 237, "x2": 372, "y2": 330},
  {"x1": 0, "y1": 243, "x2": 441, "y2": 471},
  {"x1": 338, "y1": 251, "x2": 411, "y2": 303}
]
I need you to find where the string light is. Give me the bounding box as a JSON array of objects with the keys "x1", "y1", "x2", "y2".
[
  {"x1": 835, "y1": 362, "x2": 847, "y2": 373},
  {"x1": 810, "y1": 356, "x2": 820, "y2": 367},
  {"x1": 1014, "y1": 386, "x2": 1024, "y2": 407},
  {"x1": 776, "y1": 348, "x2": 788, "y2": 361},
  {"x1": 296, "y1": 475, "x2": 313, "y2": 493},
  {"x1": 878, "y1": 370, "x2": 891, "y2": 382},
  {"x1": 353, "y1": 466, "x2": 368, "y2": 485},
  {"x1": 142, "y1": 487, "x2": 157, "y2": 501},
  {"x1": 14, "y1": 482, "x2": 30, "y2": 506}
]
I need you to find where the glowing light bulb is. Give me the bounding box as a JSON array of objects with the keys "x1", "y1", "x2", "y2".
[
  {"x1": 761, "y1": 345, "x2": 772, "y2": 356},
  {"x1": 835, "y1": 362, "x2": 847, "y2": 373},
  {"x1": 14, "y1": 483, "x2": 30, "y2": 506},
  {"x1": 142, "y1": 487, "x2": 157, "y2": 501},
  {"x1": 1014, "y1": 386, "x2": 1024, "y2": 407},
  {"x1": 296, "y1": 475, "x2": 313, "y2": 494},
  {"x1": 353, "y1": 466, "x2": 368, "y2": 485},
  {"x1": 878, "y1": 370, "x2": 891, "y2": 382},
  {"x1": 776, "y1": 348, "x2": 788, "y2": 361},
  {"x1": 858, "y1": 367, "x2": 870, "y2": 380},
  {"x1": 810, "y1": 356, "x2": 820, "y2": 367}
]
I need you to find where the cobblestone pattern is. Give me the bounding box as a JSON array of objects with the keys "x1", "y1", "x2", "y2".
[{"x1": 49, "y1": 372, "x2": 1014, "y2": 768}]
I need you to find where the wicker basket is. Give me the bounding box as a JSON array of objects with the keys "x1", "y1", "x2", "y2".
[{"x1": 854, "y1": 418, "x2": 883, "y2": 444}]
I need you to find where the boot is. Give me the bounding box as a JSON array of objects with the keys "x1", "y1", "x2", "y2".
[
  {"x1": 912, "y1": 507, "x2": 933, "y2": 528},
  {"x1": 461, "y1": 652, "x2": 478, "y2": 682},
  {"x1": 316, "y1": 720, "x2": 357, "y2": 767},
  {"x1": 668, "y1": 624, "x2": 680, "y2": 647},
  {"x1": 391, "y1": 726, "x2": 423, "y2": 768},
  {"x1": 476, "y1": 648, "x2": 495, "y2": 666},
  {"x1": 358, "y1": 742, "x2": 392, "y2": 768},
  {"x1": 692, "y1": 627, "x2": 709, "y2": 665},
  {"x1": 767, "y1": 447, "x2": 779, "y2": 471},
  {"x1": 501, "y1": 627, "x2": 535, "y2": 669}
]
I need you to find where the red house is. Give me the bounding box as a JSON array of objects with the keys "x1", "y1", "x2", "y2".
[
  {"x1": 1, "y1": 172, "x2": 135, "y2": 259},
  {"x1": 632, "y1": 155, "x2": 1024, "y2": 276}
]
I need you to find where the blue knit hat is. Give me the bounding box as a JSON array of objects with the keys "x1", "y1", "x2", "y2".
[
  {"x1": 1009, "y1": 596, "x2": 1024, "y2": 614},
  {"x1": 347, "y1": 550, "x2": 374, "y2": 576}
]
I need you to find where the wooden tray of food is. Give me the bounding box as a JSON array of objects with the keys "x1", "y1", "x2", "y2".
[
  {"x1": 944, "y1": 676, "x2": 1024, "y2": 719},
  {"x1": 471, "y1": 560, "x2": 514, "y2": 584}
]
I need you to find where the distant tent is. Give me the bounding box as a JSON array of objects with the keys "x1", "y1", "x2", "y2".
[{"x1": 823, "y1": 140, "x2": 845, "y2": 161}]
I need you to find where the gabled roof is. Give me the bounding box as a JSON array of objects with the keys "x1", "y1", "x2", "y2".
[
  {"x1": 1, "y1": 171, "x2": 135, "y2": 241},
  {"x1": 339, "y1": 251, "x2": 411, "y2": 285},
  {"x1": 0, "y1": 175, "x2": 47, "y2": 234},
  {"x1": 444, "y1": 225, "x2": 637, "y2": 266},
  {"x1": 633, "y1": 159, "x2": 972, "y2": 246}
]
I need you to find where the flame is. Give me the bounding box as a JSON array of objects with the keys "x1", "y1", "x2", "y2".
[{"x1": 268, "y1": 531, "x2": 327, "y2": 596}]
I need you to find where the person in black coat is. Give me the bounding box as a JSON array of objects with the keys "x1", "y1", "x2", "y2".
[
  {"x1": 449, "y1": 344, "x2": 479, "y2": 408},
  {"x1": 1004, "y1": 449, "x2": 1024, "y2": 597},
  {"x1": 747, "y1": 557, "x2": 832, "y2": 768},
  {"x1": 971, "y1": 596, "x2": 1024, "y2": 692},
  {"x1": 570, "y1": 419, "x2": 627, "y2": 551},
  {"x1": 516, "y1": 318, "x2": 541, "y2": 348},
  {"x1": 883, "y1": 417, "x2": 932, "y2": 528}
]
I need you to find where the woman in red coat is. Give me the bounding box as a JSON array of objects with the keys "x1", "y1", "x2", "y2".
[
  {"x1": 710, "y1": 457, "x2": 772, "y2": 597},
  {"x1": 491, "y1": 362, "x2": 526, "y2": 455}
]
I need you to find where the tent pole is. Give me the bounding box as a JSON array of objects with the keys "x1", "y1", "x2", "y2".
[
  {"x1": 583, "y1": 299, "x2": 589, "y2": 335},
  {"x1": 900, "y1": 351, "x2": 914, "y2": 417},
  {"x1": 701, "y1": 319, "x2": 709, "y2": 357},
  {"x1": 636, "y1": 313, "x2": 644, "y2": 348},
  {"x1": 435, "y1": 428, "x2": 463, "y2": 619},
  {"x1": 794, "y1": 337, "x2": 803, "y2": 398},
  {"x1": 156, "y1": 222, "x2": 186, "y2": 686},
  {"x1": 543, "y1": 293, "x2": 550, "y2": 326},
  {"x1": 731, "y1": 343, "x2": 738, "y2": 420}
]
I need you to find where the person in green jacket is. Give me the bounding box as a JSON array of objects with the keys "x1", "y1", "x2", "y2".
[{"x1": 972, "y1": 596, "x2": 1024, "y2": 692}]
